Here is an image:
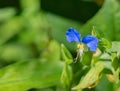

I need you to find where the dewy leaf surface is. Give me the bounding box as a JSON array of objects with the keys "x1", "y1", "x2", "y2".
[{"x1": 81, "y1": 0, "x2": 120, "y2": 41}]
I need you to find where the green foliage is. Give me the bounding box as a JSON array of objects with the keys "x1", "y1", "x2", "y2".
[
  {"x1": 61, "y1": 44, "x2": 72, "y2": 90},
  {"x1": 61, "y1": 44, "x2": 73, "y2": 64},
  {"x1": 0, "y1": 8, "x2": 16, "y2": 21},
  {"x1": 96, "y1": 75, "x2": 113, "y2": 91},
  {"x1": 40, "y1": 41, "x2": 61, "y2": 61},
  {"x1": 81, "y1": 0, "x2": 120, "y2": 41},
  {"x1": 107, "y1": 42, "x2": 120, "y2": 53},
  {"x1": 0, "y1": 60, "x2": 63, "y2": 91},
  {"x1": 0, "y1": 0, "x2": 120, "y2": 91},
  {"x1": 0, "y1": 17, "x2": 23, "y2": 45},
  {"x1": 98, "y1": 38, "x2": 111, "y2": 52},
  {"x1": 81, "y1": 51, "x2": 93, "y2": 66},
  {"x1": 72, "y1": 61, "x2": 104, "y2": 90},
  {"x1": 0, "y1": 44, "x2": 33, "y2": 61},
  {"x1": 61, "y1": 63, "x2": 72, "y2": 90}
]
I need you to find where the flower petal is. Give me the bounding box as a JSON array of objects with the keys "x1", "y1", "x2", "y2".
[
  {"x1": 66, "y1": 28, "x2": 81, "y2": 42},
  {"x1": 82, "y1": 35, "x2": 98, "y2": 51}
]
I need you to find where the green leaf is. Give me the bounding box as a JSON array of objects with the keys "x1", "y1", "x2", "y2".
[
  {"x1": 0, "y1": 8, "x2": 16, "y2": 21},
  {"x1": 61, "y1": 44, "x2": 73, "y2": 64},
  {"x1": 61, "y1": 63, "x2": 72, "y2": 90},
  {"x1": 72, "y1": 61, "x2": 104, "y2": 90},
  {"x1": 96, "y1": 75, "x2": 113, "y2": 91},
  {"x1": 20, "y1": 0, "x2": 40, "y2": 15},
  {"x1": 91, "y1": 26, "x2": 98, "y2": 37},
  {"x1": 81, "y1": 0, "x2": 120, "y2": 40},
  {"x1": 35, "y1": 88, "x2": 54, "y2": 91},
  {"x1": 0, "y1": 44, "x2": 33, "y2": 62},
  {"x1": 115, "y1": 82, "x2": 120, "y2": 91},
  {"x1": 40, "y1": 40, "x2": 60, "y2": 61},
  {"x1": 81, "y1": 51, "x2": 93, "y2": 66},
  {"x1": 0, "y1": 17, "x2": 23, "y2": 45},
  {"x1": 0, "y1": 60, "x2": 63, "y2": 91},
  {"x1": 99, "y1": 38, "x2": 111, "y2": 52},
  {"x1": 111, "y1": 52, "x2": 120, "y2": 83},
  {"x1": 107, "y1": 41, "x2": 120, "y2": 53},
  {"x1": 102, "y1": 61, "x2": 112, "y2": 74},
  {"x1": 18, "y1": 12, "x2": 50, "y2": 50},
  {"x1": 112, "y1": 56, "x2": 120, "y2": 71}
]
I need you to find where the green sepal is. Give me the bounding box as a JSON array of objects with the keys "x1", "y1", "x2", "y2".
[{"x1": 61, "y1": 44, "x2": 73, "y2": 64}]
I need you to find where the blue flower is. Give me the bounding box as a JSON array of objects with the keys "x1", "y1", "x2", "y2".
[{"x1": 66, "y1": 27, "x2": 98, "y2": 51}]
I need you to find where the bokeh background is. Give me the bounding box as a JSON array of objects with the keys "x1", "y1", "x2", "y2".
[{"x1": 0, "y1": 0, "x2": 119, "y2": 91}]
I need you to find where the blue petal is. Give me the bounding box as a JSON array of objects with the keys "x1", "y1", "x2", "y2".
[
  {"x1": 66, "y1": 28, "x2": 81, "y2": 42},
  {"x1": 82, "y1": 35, "x2": 98, "y2": 51}
]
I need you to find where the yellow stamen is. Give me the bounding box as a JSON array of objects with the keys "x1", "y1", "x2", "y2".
[
  {"x1": 77, "y1": 43, "x2": 84, "y2": 49},
  {"x1": 74, "y1": 43, "x2": 85, "y2": 63}
]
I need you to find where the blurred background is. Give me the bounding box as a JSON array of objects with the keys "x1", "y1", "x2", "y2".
[
  {"x1": 0, "y1": 0, "x2": 119, "y2": 91},
  {"x1": 0, "y1": 0, "x2": 103, "y2": 64},
  {"x1": 0, "y1": 0, "x2": 102, "y2": 22}
]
